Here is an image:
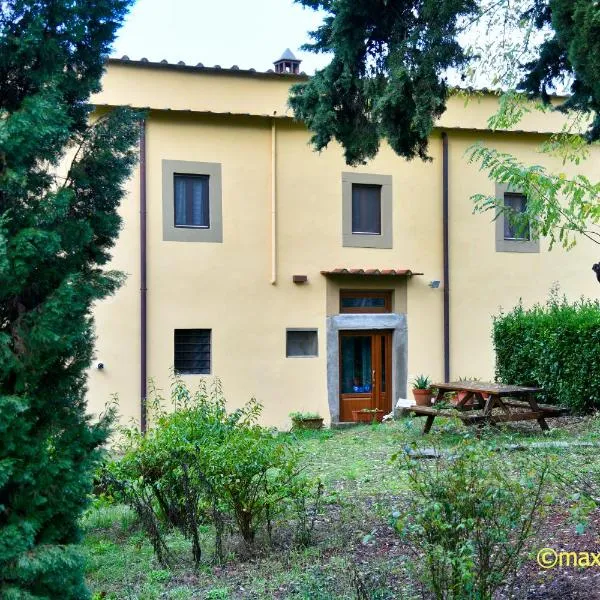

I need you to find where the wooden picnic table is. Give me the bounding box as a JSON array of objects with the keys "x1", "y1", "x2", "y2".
[{"x1": 408, "y1": 381, "x2": 569, "y2": 434}]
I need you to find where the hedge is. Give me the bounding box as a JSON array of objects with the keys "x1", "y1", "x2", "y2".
[{"x1": 493, "y1": 292, "x2": 600, "y2": 412}]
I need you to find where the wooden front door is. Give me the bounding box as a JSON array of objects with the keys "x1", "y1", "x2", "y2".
[{"x1": 339, "y1": 330, "x2": 392, "y2": 422}]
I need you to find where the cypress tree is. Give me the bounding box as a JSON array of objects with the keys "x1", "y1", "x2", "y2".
[
  {"x1": 289, "y1": 0, "x2": 478, "y2": 166},
  {"x1": 520, "y1": 0, "x2": 600, "y2": 141},
  {"x1": 0, "y1": 1, "x2": 139, "y2": 597},
  {"x1": 292, "y1": 0, "x2": 600, "y2": 165}
]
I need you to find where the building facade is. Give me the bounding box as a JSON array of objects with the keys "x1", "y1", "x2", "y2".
[{"x1": 87, "y1": 55, "x2": 599, "y2": 429}]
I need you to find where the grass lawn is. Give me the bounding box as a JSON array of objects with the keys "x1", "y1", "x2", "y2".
[{"x1": 84, "y1": 415, "x2": 600, "y2": 599}]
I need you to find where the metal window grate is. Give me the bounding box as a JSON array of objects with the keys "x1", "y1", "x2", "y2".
[{"x1": 174, "y1": 329, "x2": 211, "y2": 374}]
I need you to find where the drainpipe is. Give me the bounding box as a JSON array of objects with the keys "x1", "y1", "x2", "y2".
[
  {"x1": 442, "y1": 131, "x2": 450, "y2": 383},
  {"x1": 270, "y1": 117, "x2": 277, "y2": 284},
  {"x1": 139, "y1": 118, "x2": 148, "y2": 432}
]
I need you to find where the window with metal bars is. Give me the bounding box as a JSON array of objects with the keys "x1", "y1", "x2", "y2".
[{"x1": 174, "y1": 329, "x2": 211, "y2": 374}]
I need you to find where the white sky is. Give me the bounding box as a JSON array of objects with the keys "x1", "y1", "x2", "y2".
[{"x1": 112, "y1": 0, "x2": 331, "y2": 74}]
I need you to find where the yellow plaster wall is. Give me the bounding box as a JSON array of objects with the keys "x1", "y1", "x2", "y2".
[
  {"x1": 86, "y1": 64, "x2": 599, "y2": 429},
  {"x1": 86, "y1": 165, "x2": 141, "y2": 424},
  {"x1": 95, "y1": 63, "x2": 298, "y2": 117},
  {"x1": 446, "y1": 130, "x2": 600, "y2": 380},
  {"x1": 94, "y1": 62, "x2": 577, "y2": 134}
]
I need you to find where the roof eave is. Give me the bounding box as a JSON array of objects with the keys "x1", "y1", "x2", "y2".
[
  {"x1": 320, "y1": 268, "x2": 423, "y2": 278},
  {"x1": 106, "y1": 57, "x2": 309, "y2": 81}
]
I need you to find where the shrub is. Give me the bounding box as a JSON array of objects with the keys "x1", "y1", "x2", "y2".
[
  {"x1": 0, "y1": 3, "x2": 140, "y2": 597},
  {"x1": 103, "y1": 376, "x2": 320, "y2": 565},
  {"x1": 493, "y1": 288, "x2": 600, "y2": 412},
  {"x1": 394, "y1": 441, "x2": 549, "y2": 600}
]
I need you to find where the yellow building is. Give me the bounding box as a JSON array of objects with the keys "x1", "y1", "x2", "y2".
[{"x1": 88, "y1": 51, "x2": 599, "y2": 430}]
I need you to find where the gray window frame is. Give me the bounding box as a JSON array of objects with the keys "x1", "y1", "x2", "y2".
[
  {"x1": 342, "y1": 173, "x2": 392, "y2": 249},
  {"x1": 495, "y1": 183, "x2": 539, "y2": 253},
  {"x1": 163, "y1": 160, "x2": 223, "y2": 243},
  {"x1": 286, "y1": 328, "x2": 319, "y2": 358}
]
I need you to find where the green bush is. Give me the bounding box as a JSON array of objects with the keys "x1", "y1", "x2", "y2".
[
  {"x1": 394, "y1": 441, "x2": 549, "y2": 600},
  {"x1": 103, "y1": 376, "x2": 321, "y2": 565},
  {"x1": 493, "y1": 289, "x2": 600, "y2": 412}
]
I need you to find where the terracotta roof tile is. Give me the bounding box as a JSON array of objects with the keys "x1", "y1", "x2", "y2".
[
  {"x1": 107, "y1": 57, "x2": 309, "y2": 80},
  {"x1": 105, "y1": 57, "x2": 564, "y2": 98},
  {"x1": 320, "y1": 268, "x2": 422, "y2": 277}
]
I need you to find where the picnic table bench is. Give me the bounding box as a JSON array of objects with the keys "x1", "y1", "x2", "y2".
[{"x1": 408, "y1": 381, "x2": 569, "y2": 434}]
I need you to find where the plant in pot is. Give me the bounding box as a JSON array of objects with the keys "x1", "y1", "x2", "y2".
[
  {"x1": 412, "y1": 375, "x2": 433, "y2": 406},
  {"x1": 290, "y1": 411, "x2": 324, "y2": 431},
  {"x1": 351, "y1": 407, "x2": 385, "y2": 423},
  {"x1": 452, "y1": 376, "x2": 483, "y2": 406}
]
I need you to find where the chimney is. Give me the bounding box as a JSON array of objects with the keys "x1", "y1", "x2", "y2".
[{"x1": 273, "y1": 48, "x2": 302, "y2": 74}]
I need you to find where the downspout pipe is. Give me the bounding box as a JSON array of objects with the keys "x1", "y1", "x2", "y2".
[
  {"x1": 270, "y1": 117, "x2": 277, "y2": 285},
  {"x1": 442, "y1": 131, "x2": 450, "y2": 382},
  {"x1": 140, "y1": 118, "x2": 148, "y2": 432}
]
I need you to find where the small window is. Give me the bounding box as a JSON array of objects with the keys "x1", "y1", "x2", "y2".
[
  {"x1": 163, "y1": 160, "x2": 222, "y2": 243},
  {"x1": 503, "y1": 193, "x2": 530, "y2": 240},
  {"x1": 342, "y1": 173, "x2": 392, "y2": 249},
  {"x1": 174, "y1": 174, "x2": 209, "y2": 228},
  {"x1": 340, "y1": 290, "x2": 392, "y2": 314},
  {"x1": 495, "y1": 183, "x2": 539, "y2": 253},
  {"x1": 286, "y1": 329, "x2": 318, "y2": 357},
  {"x1": 174, "y1": 329, "x2": 211, "y2": 374},
  {"x1": 352, "y1": 184, "x2": 381, "y2": 235}
]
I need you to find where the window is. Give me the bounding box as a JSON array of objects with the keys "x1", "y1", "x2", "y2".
[
  {"x1": 286, "y1": 329, "x2": 318, "y2": 357},
  {"x1": 340, "y1": 290, "x2": 392, "y2": 314},
  {"x1": 503, "y1": 193, "x2": 529, "y2": 240},
  {"x1": 342, "y1": 172, "x2": 392, "y2": 248},
  {"x1": 494, "y1": 183, "x2": 539, "y2": 253},
  {"x1": 174, "y1": 174, "x2": 209, "y2": 228},
  {"x1": 174, "y1": 329, "x2": 211, "y2": 374},
  {"x1": 352, "y1": 184, "x2": 381, "y2": 234},
  {"x1": 162, "y1": 160, "x2": 222, "y2": 243}
]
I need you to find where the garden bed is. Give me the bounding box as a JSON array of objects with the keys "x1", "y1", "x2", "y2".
[{"x1": 84, "y1": 416, "x2": 600, "y2": 599}]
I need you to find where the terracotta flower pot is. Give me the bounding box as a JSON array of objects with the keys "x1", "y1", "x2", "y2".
[
  {"x1": 412, "y1": 388, "x2": 433, "y2": 406},
  {"x1": 352, "y1": 409, "x2": 385, "y2": 423},
  {"x1": 445, "y1": 393, "x2": 459, "y2": 406},
  {"x1": 452, "y1": 391, "x2": 489, "y2": 407},
  {"x1": 452, "y1": 390, "x2": 468, "y2": 405}
]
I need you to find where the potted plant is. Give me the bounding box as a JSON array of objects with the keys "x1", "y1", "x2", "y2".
[
  {"x1": 351, "y1": 408, "x2": 385, "y2": 423},
  {"x1": 452, "y1": 376, "x2": 483, "y2": 406},
  {"x1": 290, "y1": 411, "x2": 324, "y2": 431},
  {"x1": 412, "y1": 375, "x2": 433, "y2": 406}
]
